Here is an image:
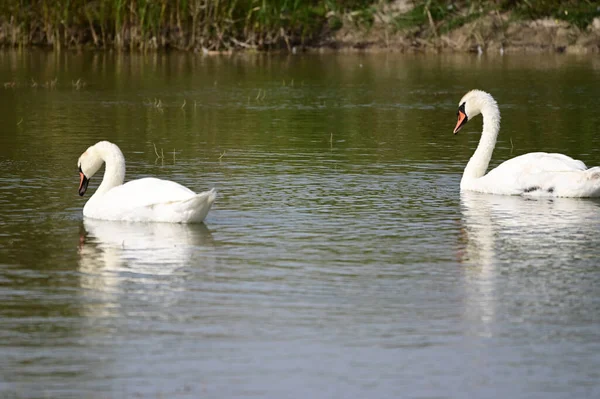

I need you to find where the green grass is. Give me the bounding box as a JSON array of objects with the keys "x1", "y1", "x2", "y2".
[
  {"x1": 392, "y1": 1, "x2": 600, "y2": 37},
  {"x1": 0, "y1": 0, "x2": 355, "y2": 50},
  {"x1": 500, "y1": 0, "x2": 600, "y2": 29},
  {"x1": 0, "y1": 1, "x2": 598, "y2": 50},
  {"x1": 391, "y1": 1, "x2": 486, "y2": 35}
]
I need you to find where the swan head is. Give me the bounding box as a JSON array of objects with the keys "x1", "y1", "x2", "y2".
[
  {"x1": 453, "y1": 90, "x2": 497, "y2": 134},
  {"x1": 77, "y1": 145, "x2": 104, "y2": 196}
]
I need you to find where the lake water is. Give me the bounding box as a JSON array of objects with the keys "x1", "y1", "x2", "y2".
[{"x1": 1, "y1": 50, "x2": 600, "y2": 398}]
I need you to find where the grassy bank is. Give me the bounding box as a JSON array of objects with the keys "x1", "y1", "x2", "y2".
[
  {"x1": 0, "y1": 1, "x2": 598, "y2": 51},
  {"x1": 0, "y1": 0, "x2": 374, "y2": 51}
]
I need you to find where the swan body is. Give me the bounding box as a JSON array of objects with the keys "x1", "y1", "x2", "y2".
[
  {"x1": 454, "y1": 90, "x2": 600, "y2": 197},
  {"x1": 77, "y1": 141, "x2": 216, "y2": 223}
]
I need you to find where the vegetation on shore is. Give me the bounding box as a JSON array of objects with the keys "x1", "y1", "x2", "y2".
[{"x1": 0, "y1": 1, "x2": 598, "y2": 51}]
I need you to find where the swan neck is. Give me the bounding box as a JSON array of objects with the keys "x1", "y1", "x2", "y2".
[
  {"x1": 462, "y1": 104, "x2": 500, "y2": 182},
  {"x1": 95, "y1": 144, "x2": 126, "y2": 195}
]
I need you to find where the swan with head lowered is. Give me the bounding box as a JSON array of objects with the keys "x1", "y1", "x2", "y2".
[
  {"x1": 78, "y1": 141, "x2": 216, "y2": 223},
  {"x1": 454, "y1": 90, "x2": 600, "y2": 197}
]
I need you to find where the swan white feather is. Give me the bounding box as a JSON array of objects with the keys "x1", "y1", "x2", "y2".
[
  {"x1": 454, "y1": 90, "x2": 600, "y2": 197},
  {"x1": 77, "y1": 141, "x2": 216, "y2": 223}
]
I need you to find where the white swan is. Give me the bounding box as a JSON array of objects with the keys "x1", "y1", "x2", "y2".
[
  {"x1": 77, "y1": 141, "x2": 216, "y2": 223},
  {"x1": 454, "y1": 90, "x2": 600, "y2": 197}
]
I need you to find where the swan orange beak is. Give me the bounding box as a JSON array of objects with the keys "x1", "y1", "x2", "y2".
[
  {"x1": 454, "y1": 109, "x2": 468, "y2": 134},
  {"x1": 79, "y1": 171, "x2": 89, "y2": 196}
]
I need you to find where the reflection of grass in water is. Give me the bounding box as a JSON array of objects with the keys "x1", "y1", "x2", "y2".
[
  {"x1": 3, "y1": 78, "x2": 88, "y2": 90},
  {"x1": 153, "y1": 143, "x2": 179, "y2": 165},
  {"x1": 145, "y1": 98, "x2": 164, "y2": 112},
  {"x1": 255, "y1": 88, "x2": 267, "y2": 101},
  {"x1": 153, "y1": 142, "x2": 164, "y2": 166},
  {"x1": 71, "y1": 78, "x2": 86, "y2": 90}
]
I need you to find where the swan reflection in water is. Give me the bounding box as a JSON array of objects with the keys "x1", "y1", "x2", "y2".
[
  {"x1": 78, "y1": 219, "x2": 216, "y2": 296},
  {"x1": 458, "y1": 191, "x2": 600, "y2": 336}
]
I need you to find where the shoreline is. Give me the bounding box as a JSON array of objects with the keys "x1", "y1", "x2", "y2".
[
  {"x1": 315, "y1": 12, "x2": 600, "y2": 55},
  {"x1": 1, "y1": 2, "x2": 599, "y2": 55}
]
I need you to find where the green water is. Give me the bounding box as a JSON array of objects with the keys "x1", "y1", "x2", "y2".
[{"x1": 1, "y1": 50, "x2": 600, "y2": 398}]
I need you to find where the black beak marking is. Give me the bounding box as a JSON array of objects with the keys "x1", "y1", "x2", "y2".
[
  {"x1": 78, "y1": 166, "x2": 90, "y2": 196},
  {"x1": 453, "y1": 102, "x2": 469, "y2": 135}
]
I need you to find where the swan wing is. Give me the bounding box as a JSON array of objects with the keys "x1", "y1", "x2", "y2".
[
  {"x1": 84, "y1": 178, "x2": 217, "y2": 223},
  {"x1": 106, "y1": 177, "x2": 198, "y2": 207},
  {"x1": 482, "y1": 153, "x2": 595, "y2": 196},
  {"x1": 489, "y1": 152, "x2": 587, "y2": 177}
]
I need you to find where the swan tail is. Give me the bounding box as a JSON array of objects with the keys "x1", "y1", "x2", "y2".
[
  {"x1": 557, "y1": 168, "x2": 600, "y2": 198},
  {"x1": 521, "y1": 168, "x2": 600, "y2": 198},
  {"x1": 180, "y1": 188, "x2": 217, "y2": 223},
  {"x1": 584, "y1": 167, "x2": 600, "y2": 197},
  {"x1": 587, "y1": 167, "x2": 600, "y2": 180},
  {"x1": 148, "y1": 188, "x2": 217, "y2": 223}
]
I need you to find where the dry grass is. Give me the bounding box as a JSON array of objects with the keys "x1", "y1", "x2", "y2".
[{"x1": 0, "y1": 0, "x2": 369, "y2": 51}]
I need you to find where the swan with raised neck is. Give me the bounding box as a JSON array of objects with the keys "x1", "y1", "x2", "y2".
[
  {"x1": 77, "y1": 141, "x2": 216, "y2": 223},
  {"x1": 453, "y1": 90, "x2": 600, "y2": 197}
]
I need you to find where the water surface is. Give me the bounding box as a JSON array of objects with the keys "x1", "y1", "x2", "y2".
[{"x1": 1, "y1": 51, "x2": 600, "y2": 398}]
